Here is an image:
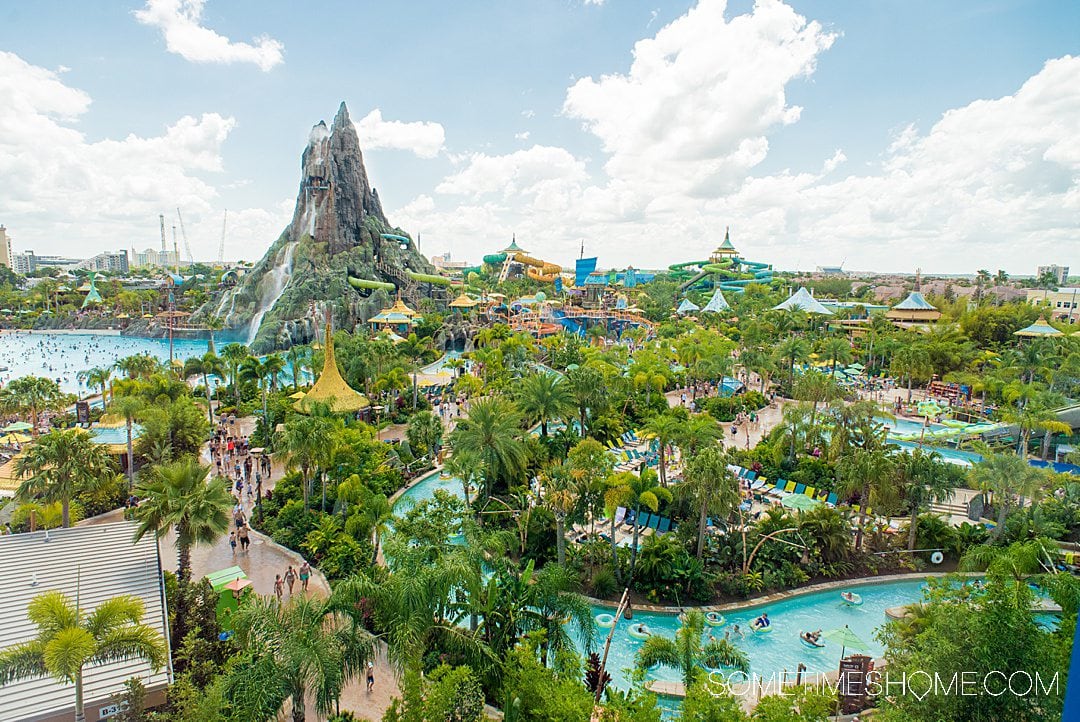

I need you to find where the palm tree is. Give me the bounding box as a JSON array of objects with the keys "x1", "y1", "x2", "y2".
[
  {"x1": 0, "y1": 591, "x2": 166, "y2": 722},
  {"x1": 621, "y1": 467, "x2": 671, "y2": 580},
  {"x1": 820, "y1": 336, "x2": 853, "y2": 377},
  {"x1": 443, "y1": 448, "x2": 481, "y2": 513},
  {"x1": 897, "y1": 448, "x2": 959, "y2": 551},
  {"x1": 405, "y1": 410, "x2": 443, "y2": 461},
  {"x1": 677, "y1": 414, "x2": 723, "y2": 457},
  {"x1": 837, "y1": 447, "x2": 896, "y2": 550},
  {"x1": 110, "y1": 394, "x2": 144, "y2": 491},
  {"x1": 262, "y1": 353, "x2": 286, "y2": 392},
  {"x1": 15, "y1": 428, "x2": 116, "y2": 527},
  {"x1": 566, "y1": 365, "x2": 606, "y2": 436},
  {"x1": 203, "y1": 314, "x2": 224, "y2": 355},
  {"x1": 183, "y1": 352, "x2": 224, "y2": 425},
  {"x1": 890, "y1": 346, "x2": 931, "y2": 401},
  {"x1": 77, "y1": 366, "x2": 112, "y2": 411},
  {"x1": 114, "y1": 354, "x2": 159, "y2": 381},
  {"x1": 450, "y1": 397, "x2": 526, "y2": 500},
  {"x1": 277, "y1": 415, "x2": 334, "y2": 508},
  {"x1": 357, "y1": 489, "x2": 394, "y2": 566},
  {"x1": 285, "y1": 344, "x2": 309, "y2": 390},
  {"x1": 0, "y1": 375, "x2": 63, "y2": 434},
  {"x1": 240, "y1": 356, "x2": 272, "y2": 423},
  {"x1": 797, "y1": 505, "x2": 852, "y2": 563},
  {"x1": 960, "y1": 538, "x2": 1057, "y2": 604},
  {"x1": 514, "y1": 372, "x2": 574, "y2": 437},
  {"x1": 219, "y1": 343, "x2": 249, "y2": 405},
  {"x1": 679, "y1": 446, "x2": 741, "y2": 559},
  {"x1": 792, "y1": 370, "x2": 842, "y2": 445},
  {"x1": 643, "y1": 412, "x2": 683, "y2": 486},
  {"x1": 132, "y1": 457, "x2": 233, "y2": 584},
  {"x1": 968, "y1": 452, "x2": 1046, "y2": 540},
  {"x1": 635, "y1": 609, "x2": 748, "y2": 688},
  {"x1": 225, "y1": 593, "x2": 373, "y2": 722},
  {"x1": 774, "y1": 336, "x2": 811, "y2": 376},
  {"x1": 540, "y1": 461, "x2": 577, "y2": 566}
]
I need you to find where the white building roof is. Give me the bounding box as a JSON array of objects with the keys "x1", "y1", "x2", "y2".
[
  {"x1": 0, "y1": 522, "x2": 170, "y2": 720},
  {"x1": 773, "y1": 287, "x2": 834, "y2": 315}
]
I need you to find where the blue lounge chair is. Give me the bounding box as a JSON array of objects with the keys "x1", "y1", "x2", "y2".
[
  {"x1": 648, "y1": 515, "x2": 661, "y2": 530},
  {"x1": 793, "y1": 483, "x2": 806, "y2": 495},
  {"x1": 657, "y1": 517, "x2": 671, "y2": 534},
  {"x1": 637, "y1": 512, "x2": 653, "y2": 529},
  {"x1": 826, "y1": 492, "x2": 839, "y2": 506},
  {"x1": 746, "y1": 471, "x2": 757, "y2": 481}
]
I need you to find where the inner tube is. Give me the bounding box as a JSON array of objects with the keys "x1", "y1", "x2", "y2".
[
  {"x1": 930, "y1": 551, "x2": 944, "y2": 565},
  {"x1": 800, "y1": 634, "x2": 825, "y2": 649},
  {"x1": 705, "y1": 612, "x2": 725, "y2": 627},
  {"x1": 840, "y1": 593, "x2": 864, "y2": 606},
  {"x1": 752, "y1": 623, "x2": 773, "y2": 634},
  {"x1": 595, "y1": 613, "x2": 616, "y2": 628},
  {"x1": 628, "y1": 623, "x2": 651, "y2": 640}
]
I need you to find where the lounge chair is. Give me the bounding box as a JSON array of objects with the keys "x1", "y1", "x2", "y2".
[
  {"x1": 657, "y1": 517, "x2": 671, "y2": 534},
  {"x1": 613, "y1": 507, "x2": 627, "y2": 525},
  {"x1": 826, "y1": 492, "x2": 839, "y2": 506},
  {"x1": 805, "y1": 486, "x2": 816, "y2": 499},
  {"x1": 746, "y1": 471, "x2": 757, "y2": 481},
  {"x1": 784, "y1": 481, "x2": 797, "y2": 493},
  {"x1": 793, "y1": 483, "x2": 806, "y2": 495},
  {"x1": 648, "y1": 515, "x2": 661, "y2": 530},
  {"x1": 638, "y1": 512, "x2": 654, "y2": 530}
]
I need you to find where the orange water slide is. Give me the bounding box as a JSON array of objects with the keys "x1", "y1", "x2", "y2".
[{"x1": 514, "y1": 253, "x2": 562, "y2": 282}]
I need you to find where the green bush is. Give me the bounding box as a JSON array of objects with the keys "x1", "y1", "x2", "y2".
[{"x1": 591, "y1": 567, "x2": 618, "y2": 598}]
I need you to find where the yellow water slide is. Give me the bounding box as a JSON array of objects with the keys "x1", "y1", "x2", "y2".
[{"x1": 515, "y1": 253, "x2": 562, "y2": 282}]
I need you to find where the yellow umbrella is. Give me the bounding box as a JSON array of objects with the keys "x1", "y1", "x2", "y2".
[{"x1": 0, "y1": 432, "x2": 31, "y2": 445}]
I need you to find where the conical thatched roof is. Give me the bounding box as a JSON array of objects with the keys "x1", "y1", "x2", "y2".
[
  {"x1": 1014, "y1": 316, "x2": 1063, "y2": 338},
  {"x1": 294, "y1": 322, "x2": 369, "y2": 413},
  {"x1": 449, "y1": 292, "x2": 479, "y2": 308}
]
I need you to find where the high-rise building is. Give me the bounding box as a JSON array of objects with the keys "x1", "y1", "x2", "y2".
[
  {"x1": 11, "y1": 251, "x2": 36, "y2": 275},
  {"x1": 1037, "y1": 264, "x2": 1070, "y2": 285},
  {"x1": 75, "y1": 250, "x2": 129, "y2": 274},
  {"x1": 0, "y1": 225, "x2": 12, "y2": 269}
]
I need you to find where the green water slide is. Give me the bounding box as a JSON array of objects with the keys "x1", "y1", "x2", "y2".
[
  {"x1": 482, "y1": 253, "x2": 508, "y2": 265},
  {"x1": 408, "y1": 271, "x2": 452, "y2": 287},
  {"x1": 348, "y1": 277, "x2": 396, "y2": 292},
  {"x1": 460, "y1": 266, "x2": 482, "y2": 276},
  {"x1": 668, "y1": 260, "x2": 708, "y2": 280}
]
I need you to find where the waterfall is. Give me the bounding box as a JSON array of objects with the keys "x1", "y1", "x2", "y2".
[{"x1": 246, "y1": 242, "x2": 298, "y2": 344}]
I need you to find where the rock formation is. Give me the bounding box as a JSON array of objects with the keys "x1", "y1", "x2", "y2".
[{"x1": 198, "y1": 102, "x2": 438, "y2": 352}]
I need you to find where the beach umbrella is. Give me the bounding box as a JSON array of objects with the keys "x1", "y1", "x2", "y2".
[
  {"x1": 822, "y1": 625, "x2": 870, "y2": 658},
  {"x1": 2, "y1": 422, "x2": 33, "y2": 432},
  {"x1": 781, "y1": 493, "x2": 821, "y2": 511},
  {"x1": 0, "y1": 432, "x2": 31, "y2": 445}
]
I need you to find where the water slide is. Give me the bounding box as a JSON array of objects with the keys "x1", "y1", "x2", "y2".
[
  {"x1": 348, "y1": 276, "x2": 396, "y2": 292},
  {"x1": 669, "y1": 257, "x2": 772, "y2": 294},
  {"x1": 515, "y1": 253, "x2": 562, "y2": 283}
]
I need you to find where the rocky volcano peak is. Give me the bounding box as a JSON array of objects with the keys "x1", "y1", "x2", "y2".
[{"x1": 290, "y1": 101, "x2": 388, "y2": 254}]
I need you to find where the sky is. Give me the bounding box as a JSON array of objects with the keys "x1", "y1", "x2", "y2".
[{"x1": 0, "y1": 0, "x2": 1077, "y2": 274}]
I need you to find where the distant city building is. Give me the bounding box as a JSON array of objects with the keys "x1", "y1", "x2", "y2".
[
  {"x1": 430, "y1": 252, "x2": 469, "y2": 271},
  {"x1": 1037, "y1": 264, "x2": 1070, "y2": 285},
  {"x1": 11, "y1": 251, "x2": 36, "y2": 275},
  {"x1": 75, "y1": 250, "x2": 129, "y2": 274},
  {"x1": 129, "y1": 247, "x2": 180, "y2": 269},
  {"x1": 0, "y1": 225, "x2": 11, "y2": 269},
  {"x1": 1027, "y1": 287, "x2": 1080, "y2": 323},
  {"x1": 815, "y1": 265, "x2": 846, "y2": 276}
]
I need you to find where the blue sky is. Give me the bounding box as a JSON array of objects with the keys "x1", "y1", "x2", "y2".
[{"x1": 0, "y1": 0, "x2": 1077, "y2": 273}]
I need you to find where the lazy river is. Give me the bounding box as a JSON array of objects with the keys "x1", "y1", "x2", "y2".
[{"x1": 395, "y1": 469, "x2": 937, "y2": 693}]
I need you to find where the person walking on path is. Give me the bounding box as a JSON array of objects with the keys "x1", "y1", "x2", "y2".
[
  {"x1": 273, "y1": 574, "x2": 284, "y2": 601},
  {"x1": 299, "y1": 561, "x2": 311, "y2": 592},
  {"x1": 238, "y1": 524, "x2": 250, "y2": 553},
  {"x1": 229, "y1": 531, "x2": 237, "y2": 556},
  {"x1": 366, "y1": 662, "x2": 375, "y2": 693},
  {"x1": 284, "y1": 565, "x2": 297, "y2": 594}
]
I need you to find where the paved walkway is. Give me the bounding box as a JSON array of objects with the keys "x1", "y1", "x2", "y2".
[{"x1": 82, "y1": 415, "x2": 400, "y2": 721}]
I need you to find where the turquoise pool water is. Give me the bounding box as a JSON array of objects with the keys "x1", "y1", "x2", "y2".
[
  {"x1": 420, "y1": 350, "x2": 472, "y2": 375},
  {"x1": 591, "y1": 580, "x2": 929, "y2": 691},
  {"x1": 0, "y1": 331, "x2": 210, "y2": 394},
  {"x1": 882, "y1": 416, "x2": 946, "y2": 436},
  {"x1": 889, "y1": 439, "x2": 983, "y2": 466}
]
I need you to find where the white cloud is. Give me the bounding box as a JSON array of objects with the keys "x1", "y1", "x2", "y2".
[
  {"x1": 0, "y1": 51, "x2": 290, "y2": 261},
  {"x1": 563, "y1": 0, "x2": 836, "y2": 198},
  {"x1": 434, "y1": 146, "x2": 587, "y2": 199},
  {"x1": 354, "y1": 109, "x2": 445, "y2": 159},
  {"x1": 514, "y1": 131, "x2": 530, "y2": 141},
  {"x1": 134, "y1": 0, "x2": 284, "y2": 71}
]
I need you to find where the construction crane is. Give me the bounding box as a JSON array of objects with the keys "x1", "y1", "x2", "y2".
[
  {"x1": 176, "y1": 208, "x2": 194, "y2": 268},
  {"x1": 158, "y1": 214, "x2": 167, "y2": 256},
  {"x1": 218, "y1": 209, "x2": 227, "y2": 264}
]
